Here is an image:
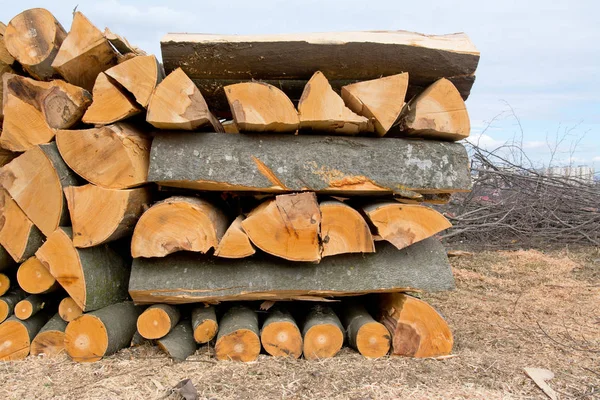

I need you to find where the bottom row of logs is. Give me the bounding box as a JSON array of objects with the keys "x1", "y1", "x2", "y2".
[{"x1": 0, "y1": 294, "x2": 454, "y2": 362}]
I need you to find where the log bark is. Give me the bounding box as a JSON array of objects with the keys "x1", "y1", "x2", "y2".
[
  {"x1": 129, "y1": 238, "x2": 455, "y2": 304},
  {"x1": 215, "y1": 305, "x2": 261, "y2": 362},
  {"x1": 30, "y1": 313, "x2": 67, "y2": 357},
  {"x1": 242, "y1": 193, "x2": 321, "y2": 262},
  {"x1": 56, "y1": 123, "x2": 151, "y2": 189},
  {"x1": 105, "y1": 55, "x2": 164, "y2": 107},
  {"x1": 58, "y1": 296, "x2": 82, "y2": 322},
  {"x1": 82, "y1": 72, "x2": 142, "y2": 124},
  {"x1": 0, "y1": 245, "x2": 16, "y2": 272},
  {"x1": 3, "y1": 8, "x2": 66, "y2": 80},
  {"x1": 64, "y1": 301, "x2": 142, "y2": 362},
  {"x1": 0, "y1": 288, "x2": 26, "y2": 322},
  {"x1": 0, "y1": 143, "x2": 78, "y2": 236},
  {"x1": 261, "y1": 306, "x2": 302, "y2": 358},
  {"x1": 0, "y1": 313, "x2": 49, "y2": 360},
  {"x1": 131, "y1": 196, "x2": 227, "y2": 258},
  {"x1": 191, "y1": 305, "x2": 218, "y2": 344},
  {"x1": 64, "y1": 184, "x2": 151, "y2": 248},
  {"x1": 137, "y1": 304, "x2": 180, "y2": 339},
  {"x1": 17, "y1": 256, "x2": 58, "y2": 295},
  {"x1": 156, "y1": 320, "x2": 197, "y2": 362},
  {"x1": 0, "y1": 189, "x2": 44, "y2": 262},
  {"x1": 341, "y1": 302, "x2": 390, "y2": 358},
  {"x1": 148, "y1": 132, "x2": 471, "y2": 195},
  {"x1": 14, "y1": 294, "x2": 48, "y2": 320},
  {"x1": 214, "y1": 216, "x2": 256, "y2": 259},
  {"x1": 376, "y1": 293, "x2": 453, "y2": 358},
  {"x1": 320, "y1": 200, "x2": 374, "y2": 257},
  {"x1": 302, "y1": 304, "x2": 344, "y2": 360},
  {"x1": 36, "y1": 227, "x2": 130, "y2": 312}
]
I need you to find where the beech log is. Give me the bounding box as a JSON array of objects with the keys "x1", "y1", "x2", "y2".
[
  {"x1": 0, "y1": 288, "x2": 26, "y2": 322},
  {"x1": 58, "y1": 297, "x2": 83, "y2": 322},
  {"x1": 214, "y1": 216, "x2": 256, "y2": 259},
  {"x1": 341, "y1": 302, "x2": 390, "y2": 358},
  {"x1": 30, "y1": 313, "x2": 67, "y2": 357},
  {"x1": 0, "y1": 22, "x2": 15, "y2": 67},
  {"x1": 81, "y1": 72, "x2": 142, "y2": 124},
  {"x1": 105, "y1": 55, "x2": 164, "y2": 107},
  {"x1": 0, "y1": 189, "x2": 44, "y2": 263},
  {"x1": 137, "y1": 304, "x2": 180, "y2": 339},
  {"x1": 17, "y1": 256, "x2": 58, "y2": 295},
  {"x1": 0, "y1": 313, "x2": 49, "y2": 360},
  {"x1": 261, "y1": 307, "x2": 302, "y2": 358},
  {"x1": 320, "y1": 200, "x2": 374, "y2": 257},
  {"x1": 156, "y1": 320, "x2": 197, "y2": 362},
  {"x1": 302, "y1": 305, "x2": 344, "y2": 360},
  {"x1": 215, "y1": 305, "x2": 261, "y2": 362},
  {"x1": 14, "y1": 294, "x2": 48, "y2": 320},
  {"x1": 0, "y1": 245, "x2": 15, "y2": 272},
  {"x1": 191, "y1": 305, "x2": 218, "y2": 344}
]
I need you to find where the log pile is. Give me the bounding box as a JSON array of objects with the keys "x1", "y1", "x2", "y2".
[{"x1": 0, "y1": 8, "x2": 478, "y2": 362}]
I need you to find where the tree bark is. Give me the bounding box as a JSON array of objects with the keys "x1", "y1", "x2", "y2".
[
  {"x1": 156, "y1": 320, "x2": 197, "y2": 362},
  {"x1": 30, "y1": 313, "x2": 67, "y2": 357},
  {"x1": 191, "y1": 305, "x2": 218, "y2": 344},
  {"x1": 0, "y1": 189, "x2": 44, "y2": 263},
  {"x1": 137, "y1": 304, "x2": 181, "y2": 339},
  {"x1": 0, "y1": 288, "x2": 27, "y2": 322},
  {"x1": 301, "y1": 304, "x2": 344, "y2": 360},
  {"x1": 215, "y1": 305, "x2": 261, "y2": 362},
  {"x1": 261, "y1": 306, "x2": 302, "y2": 358},
  {"x1": 341, "y1": 302, "x2": 390, "y2": 358},
  {"x1": 320, "y1": 200, "x2": 374, "y2": 257},
  {"x1": 0, "y1": 312, "x2": 49, "y2": 360},
  {"x1": 0, "y1": 245, "x2": 16, "y2": 272}
]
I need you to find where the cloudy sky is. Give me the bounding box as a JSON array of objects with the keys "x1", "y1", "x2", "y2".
[{"x1": 2, "y1": 1, "x2": 598, "y2": 167}]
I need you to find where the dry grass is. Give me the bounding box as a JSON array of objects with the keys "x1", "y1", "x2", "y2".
[{"x1": 1, "y1": 248, "x2": 599, "y2": 400}]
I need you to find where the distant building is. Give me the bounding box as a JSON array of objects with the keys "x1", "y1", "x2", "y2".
[{"x1": 545, "y1": 166, "x2": 595, "y2": 183}]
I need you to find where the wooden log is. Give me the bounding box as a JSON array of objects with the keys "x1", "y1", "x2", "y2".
[
  {"x1": 64, "y1": 184, "x2": 151, "y2": 248},
  {"x1": 3, "y1": 8, "x2": 66, "y2": 80},
  {"x1": 17, "y1": 256, "x2": 58, "y2": 295},
  {"x1": 131, "y1": 196, "x2": 227, "y2": 258},
  {"x1": 394, "y1": 78, "x2": 470, "y2": 141},
  {"x1": 148, "y1": 132, "x2": 471, "y2": 195},
  {"x1": 0, "y1": 288, "x2": 26, "y2": 322},
  {"x1": 147, "y1": 67, "x2": 222, "y2": 131},
  {"x1": 14, "y1": 294, "x2": 48, "y2": 320},
  {"x1": 30, "y1": 313, "x2": 67, "y2": 357},
  {"x1": 377, "y1": 293, "x2": 453, "y2": 357},
  {"x1": 0, "y1": 189, "x2": 44, "y2": 263},
  {"x1": 129, "y1": 238, "x2": 454, "y2": 304},
  {"x1": 56, "y1": 123, "x2": 151, "y2": 189},
  {"x1": 0, "y1": 245, "x2": 16, "y2": 272},
  {"x1": 0, "y1": 143, "x2": 78, "y2": 236},
  {"x1": 214, "y1": 216, "x2": 256, "y2": 259},
  {"x1": 191, "y1": 305, "x2": 218, "y2": 344},
  {"x1": 0, "y1": 22, "x2": 15, "y2": 67},
  {"x1": 156, "y1": 320, "x2": 197, "y2": 362},
  {"x1": 0, "y1": 273, "x2": 9, "y2": 296},
  {"x1": 64, "y1": 301, "x2": 141, "y2": 362},
  {"x1": 302, "y1": 305, "x2": 344, "y2": 360},
  {"x1": 215, "y1": 305, "x2": 261, "y2": 362},
  {"x1": 82, "y1": 72, "x2": 142, "y2": 124},
  {"x1": 363, "y1": 202, "x2": 451, "y2": 250},
  {"x1": 341, "y1": 73, "x2": 409, "y2": 136},
  {"x1": 260, "y1": 307, "x2": 302, "y2": 358},
  {"x1": 341, "y1": 302, "x2": 390, "y2": 358},
  {"x1": 137, "y1": 304, "x2": 180, "y2": 339},
  {"x1": 320, "y1": 200, "x2": 374, "y2": 257},
  {"x1": 105, "y1": 55, "x2": 164, "y2": 107},
  {"x1": 103, "y1": 28, "x2": 146, "y2": 57},
  {"x1": 224, "y1": 82, "x2": 299, "y2": 132},
  {"x1": 36, "y1": 227, "x2": 130, "y2": 312},
  {"x1": 0, "y1": 313, "x2": 49, "y2": 360},
  {"x1": 242, "y1": 193, "x2": 321, "y2": 262},
  {"x1": 58, "y1": 297, "x2": 82, "y2": 322},
  {"x1": 0, "y1": 64, "x2": 15, "y2": 122},
  {"x1": 51, "y1": 12, "x2": 118, "y2": 91}
]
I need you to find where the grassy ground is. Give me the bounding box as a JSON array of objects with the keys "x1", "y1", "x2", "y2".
[{"x1": 0, "y1": 247, "x2": 598, "y2": 399}]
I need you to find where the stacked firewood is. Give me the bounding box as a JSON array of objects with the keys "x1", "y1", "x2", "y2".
[{"x1": 0, "y1": 8, "x2": 479, "y2": 362}]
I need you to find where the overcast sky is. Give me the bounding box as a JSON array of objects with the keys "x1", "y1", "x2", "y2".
[{"x1": 2, "y1": 1, "x2": 598, "y2": 167}]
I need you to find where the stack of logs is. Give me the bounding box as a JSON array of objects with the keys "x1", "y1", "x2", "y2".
[{"x1": 0, "y1": 8, "x2": 478, "y2": 362}]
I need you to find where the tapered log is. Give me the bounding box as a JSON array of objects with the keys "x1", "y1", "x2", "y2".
[
  {"x1": 302, "y1": 305, "x2": 344, "y2": 360},
  {"x1": 51, "y1": 12, "x2": 118, "y2": 91},
  {"x1": 341, "y1": 73, "x2": 409, "y2": 136},
  {"x1": 215, "y1": 305, "x2": 261, "y2": 362},
  {"x1": 214, "y1": 216, "x2": 256, "y2": 259},
  {"x1": 58, "y1": 297, "x2": 82, "y2": 322},
  {"x1": 137, "y1": 304, "x2": 180, "y2": 339},
  {"x1": 0, "y1": 189, "x2": 44, "y2": 263},
  {"x1": 82, "y1": 73, "x2": 142, "y2": 124},
  {"x1": 30, "y1": 313, "x2": 67, "y2": 357},
  {"x1": 320, "y1": 200, "x2": 374, "y2": 257},
  {"x1": 261, "y1": 307, "x2": 302, "y2": 358},
  {"x1": 17, "y1": 256, "x2": 58, "y2": 295},
  {"x1": 131, "y1": 196, "x2": 227, "y2": 258},
  {"x1": 14, "y1": 294, "x2": 47, "y2": 320},
  {"x1": 224, "y1": 82, "x2": 299, "y2": 132},
  {"x1": 377, "y1": 293, "x2": 453, "y2": 357},
  {"x1": 191, "y1": 305, "x2": 218, "y2": 344},
  {"x1": 148, "y1": 132, "x2": 471, "y2": 195},
  {"x1": 363, "y1": 202, "x2": 451, "y2": 250},
  {"x1": 36, "y1": 227, "x2": 130, "y2": 312},
  {"x1": 0, "y1": 22, "x2": 15, "y2": 67},
  {"x1": 341, "y1": 302, "x2": 390, "y2": 358},
  {"x1": 0, "y1": 246, "x2": 16, "y2": 272},
  {"x1": 4, "y1": 8, "x2": 66, "y2": 80},
  {"x1": 105, "y1": 55, "x2": 164, "y2": 107},
  {"x1": 129, "y1": 238, "x2": 454, "y2": 304},
  {"x1": 0, "y1": 288, "x2": 26, "y2": 322},
  {"x1": 395, "y1": 78, "x2": 470, "y2": 141},
  {"x1": 0, "y1": 313, "x2": 49, "y2": 360},
  {"x1": 156, "y1": 320, "x2": 196, "y2": 361},
  {"x1": 64, "y1": 301, "x2": 141, "y2": 362},
  {"x1": 0, "y1": 143, "x2": 78, "y2": 236},
  {"x1": 64, "y1": 184, "x2": 151, "y2": 248},
  {"x1": 103, "y1": 28, "x2": 146, "y2": 57},
  {"x1": 56, "y1": 123, "x2": 151, "y2": 189}
]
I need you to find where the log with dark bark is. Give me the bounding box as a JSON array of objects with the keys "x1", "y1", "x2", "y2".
[
  {"x1": 0, "y1": 288, "x2": 27, "y2": 322},
  {"x1": 0, "y1": 245, "x2": 16, "y2": 272},
  {"x1": 0, "y1": 312, "x2": 49, "y2": 360},
  {"x1": 214, "y1": 216, "x2": 256, "y2": 259},
  {"x1": 17, "y1": 256, "x2": 59, "y2": 294},
  {"x1": 341, "y1": 302, "x2": 390, "y2": 358},
  {"x1": 191, "y1": 305, "x2": 218, "y2": 344},
  {"x1": 30, "y1": 313, "x2": 67, "y2": 357},
  {"x1": 320, "y1": 200, "x2": 374, "y2": 257},
  {"x1": 302, "y1": 304, "x2": 344, "y2": 360},
  {"x1": 137, "y1": 304, "x2": 180, "y2": 339},
  {"x1": 14, "y1": 294, "x2": 49, "y2": 320},
  {"x1": 260, "y1": 306, "x2": 302, "y2": 358},
  {"x1": 58, "y1": 297, "x2": 83, "y2": 322},
  {"x1": 156, "y1": 320, "x2": 197, "y2": 362},
  {"x1": 215, "y1": 305, "x2": 261, "y2": 362},
  {"x1": 0, "y1": 189, "x2": 44, "y2": 263}
]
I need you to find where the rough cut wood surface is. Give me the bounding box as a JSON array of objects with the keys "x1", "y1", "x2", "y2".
[
  {"x1": 320, "y1": 200, "x2": 374, "y2": 257},
  {"x1": 105, "y1": 55, "x2": 164, "y2": 107},
  {"x1": 30, "y1": 313, "x2": 67, "y2": 357},
  {"x1": 82, "y1": 72, "x2": 142, "y2": 124},
  {"x1": 0, "y1": 313, "x2": 49, "y2": 360},
  {"x1": 0, "y1": 189, "x2": 44, "y2": 263},
  {"x1": 214, "y1": 216, "x2": 256, "y2": 259},
  {"x1": 0, "y1": 22, "x2": 15, "y2": 67},
  {"x1": 302, "y1": 304, "x2": 344, "y2": 360},
  {"x1": 215, "y1": 305, "x2": 261, "y2": 362}
]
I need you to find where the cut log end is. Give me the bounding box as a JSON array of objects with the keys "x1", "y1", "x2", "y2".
[
  {"x1": 15, "y1": 299, "x2": 34, "y2": 320},
  {"x1": 193, "y1": 319, "x2": 218, "y2": 344},
  {"x1": 215, "y1": 329, "x2": 261, "y2": 362},
  {"x1": 0, "y1": 274, "x2": 9, "y2": 296},
  {"x1": 82, "y1": 73, "x2": 142, "y2": 125},
  {"x1": 64, "y1": 314, "x2": 108, "y2": 363},
  {"x1": 105, "y1": 55, "x2": 163, "y2": 107},
  {"x1": 17, "y1": 256, "x2": 57, "y2": 294},
  {"x1": 354, "y1": 321, "x2": 390, "y2": 358},
  {"x1": 303, "y1": 324, "x2": 344, "y2": 360},
  {"x1": 261, "y1": 320, "x2": 302, "y2": 359},
  {"x1": 0, "y1": 319, "x2": 30, "y2": 360},
  {"x1": 0, "y1": 300, "x2": 9, "y2": 322},
  {"x1": 30, "y1": 330, "x2": 65, "y2": 357},
  {"x1": 59, "y1": 297, "x2": 83, "y2": 322},
  {"x1": 137, "y1": 304, "x2": 180, "y2": 339},
  {"x1": 214, "y1": 216, "x2": 256, "y2": 259},
  {"x1": 320, "y1": 200, "x2": 374, "y2": 257}
]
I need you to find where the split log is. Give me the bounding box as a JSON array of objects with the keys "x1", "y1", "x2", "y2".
[
  {"x1": 105, "y1": 55, "x2": 164, "y2": 107},
  {"x1": 58, "y1": 297, "x2": 82, "y2": 322},
  {"x1": 14, "y1": 294, "x2": 47, "y2": 320},
  {"x1": 147, "y1": 67, "x2": 222, "y2": 131},
  {"x1": 30, "y1": 313, "x2": 67, "y2": 357},
  {"x1": 214, "y1": 216, "x2": 256, "y2": 259},
  {"x1": 341, "y1": 302, "x2": 390, "y2": 358},
  {"x1": 341, "y1": 73, "x2": 409, "y2": 136},
  {"x1": 51, "y1": 12, "x2": 118, "y2": 91},
  {"x1": 0, "y1": 22, "x2": 15, "y2": 67},
  {"x1": 0, "y1": 273, "x2": 10, "y2": 296},
  {"x1": 242, "y1": 193, "x2": 321, "y2": 262},
  {"x1": 0, "y1": 189, "x2": 44, "y2": 263},
  {"x1": 260, "y1": 307, "x2": 302, "y2": 358},
  {"x1": 0, "y1": 313, "x2": 49, "y2": 360},
  {"x1": 0, "y1": 143, "x2": 78, "y2": 236},
  {"x1": 131, "y1": 196, "x2": 227, "y2": 258},
  {"x1": 0, "y1": 288, "x2": 26, "y2": 322},
  {"x1": 191, "y1": 305, "x2": 218, "y2": 344},
  {"x1": 81, "y1": 72, "x2": 142, "y2": 124},
  {"x1": 377, "y1": 293, "x2": 453, "y2": 357},
  {"x1": 103, "y1": 28, "x2": 146, "y2": 56},
  {"x1": 363, "y1": 202, "x2": 451, "y2": 250},
  {"x1": 129, "y1": 238, "x2": 455, "y2": 304},
  {"x1": 156, "y1": 320, "x2": 197, "y2": 362},
  {"x1": 3, "y1": 8, "x2": 66, "y2": 80},
  {"x1": 56, "y1": 123, "x2": 151, "y2": 189},
  {"x1": 395, "y1": 78, "x2": 470, "y2": 141},
  {"x1": 298, "y1": 71, "x2": 371, "y2": 134},
  {"x1": 148, "y1": 132, "x2": 471, "y2": 195},
  {"x1": 302, "y1": 305, "x2": 344, "y2": 360},
  {"x1": 17, "y1": 256, "x2": 58, "y2": 294},
  {"x1": 224, "y1": 82, "x2": 299, "y2": 132},
  {"x1": 320, "y1": 200, "x2": 374, "y2": 257},
  {"x1": 137, "y1": 304, "x2": 180, "y2": 339},
  {"x1": 64, "y1": 184, "x2": 151, "y2": 248},
  {"x1": 36, "y1": 227, "x2": 130, "y2": 312},
  {"x1": 64, "y1": 301, "x2": 141, "y2": 362},
  {"x1": 0, "y1": 245, "x2": 16, "y2": 272},
  {"x1": 215, "y1": 305, "x2": 261, "y2": 362}
]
